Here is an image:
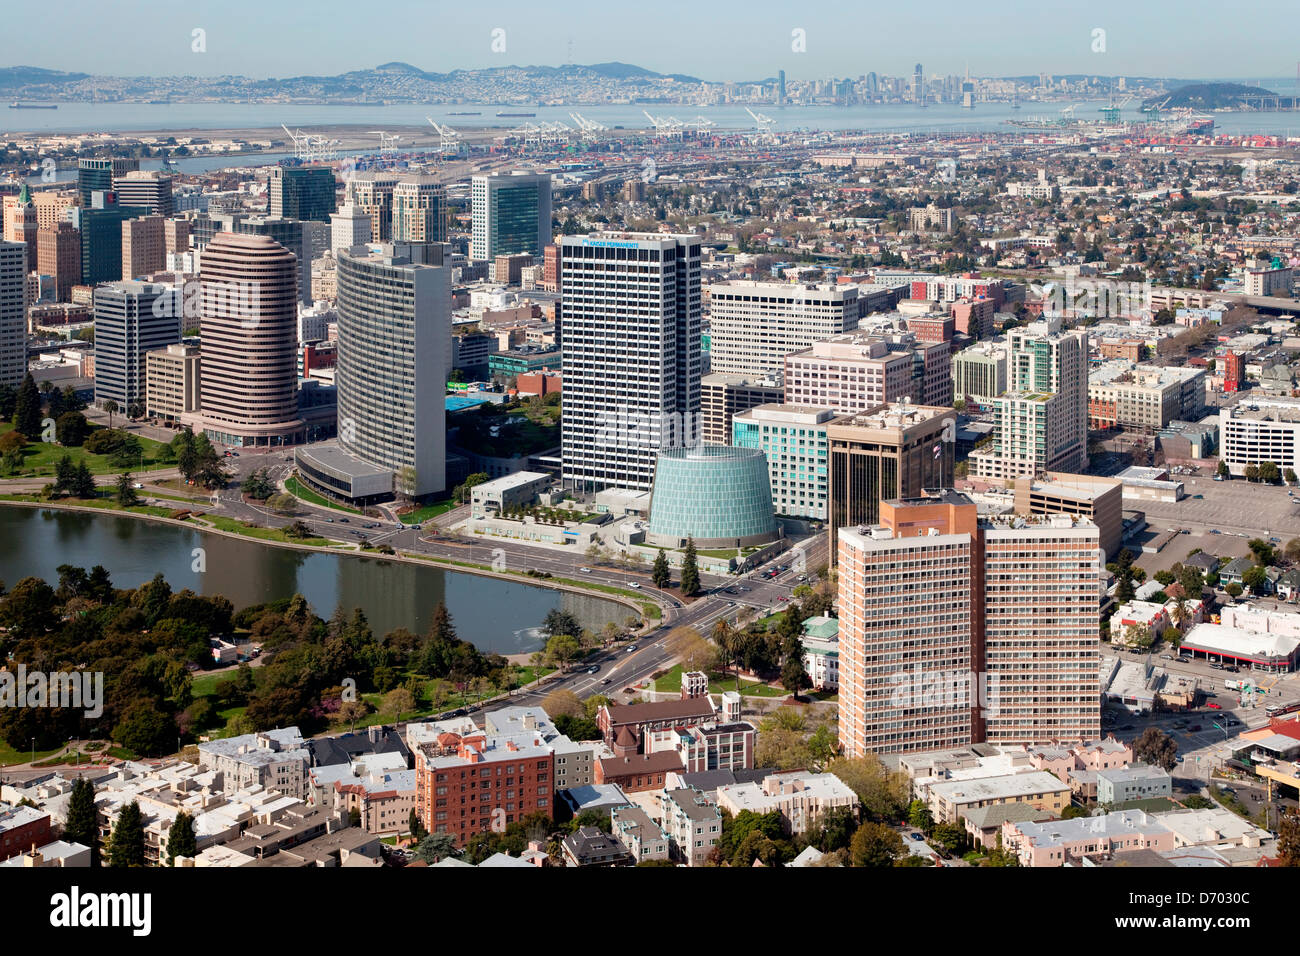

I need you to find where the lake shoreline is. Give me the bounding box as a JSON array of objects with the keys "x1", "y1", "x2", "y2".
[{"x1": 0, "y1": 498, "x2": 650, "y2": 631}]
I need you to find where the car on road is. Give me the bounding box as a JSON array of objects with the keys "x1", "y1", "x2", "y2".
[
  {"x1": 1160, "y1": 654, "x2": 1173, "y2": 660},
  {"x1": 1207, "y1": 702, "x2": 1222, "y2": 709},
  {"x1": 579, "y1": 567, "x2": 592, "y2": 574},
  {"x1": 586, "y1": 665, "x2": 600, "y2": 674},
  {"x1": 628, "y1": 581, "x2": 641, "y2": 589},
  {"x1": 728, "y1": 601, "x2": 736, "y2": 606},
  {"x1": 600, "y1": 678, "x2": 611, "y2": 685},
  {"x1": 777, "y1": 596, "x2": 788, "y2": 602},
  {"x1": 626, "y1": 644, "x2": 638, "y2": 653},
  {"x1": 909, "y1": 832, "x2": 924, "y2": 842},
  {"x1": 324, "y1": 517, "x2": 334, "y2": 523},
  {"x1": 1192, "y1": 494, "x2": 1203, "y2": 499},
  {"x1": 338, "y1": 517, "x2": 349, "y2": 523},
  {"x1": 1209, "y1": 662, "x2": 1223, "y2": 670}
]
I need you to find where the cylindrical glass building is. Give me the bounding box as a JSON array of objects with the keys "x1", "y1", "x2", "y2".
[{"x1": 647, "y1": 446, "x2": 780, "y2": 549}]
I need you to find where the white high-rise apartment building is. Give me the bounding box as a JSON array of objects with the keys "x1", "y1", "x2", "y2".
[
  {"x1": 0, "y1": 241, "x2": 26, "y2": 389},
  {"x1": 471, "y1": 171, "x2": 552, "y2": 262},
  {"x1": 706, "y1": 281, "x2": 860, "y2": 378},
  {"x1": 970, "y1": 319, "x2": 1087, "y2": 481},
  {"x1": 330, "y1": 206, "x2": 372, "y2": 256},
  {"x1": 560, "y1": 233, "x2": 702, "y2": 492}
]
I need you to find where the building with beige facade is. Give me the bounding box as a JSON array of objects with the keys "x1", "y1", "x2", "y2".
[
  {"x1": 1012, "y1": 472, "x2": 1122, "y2": 561},
  {"x1": 1087, "y1": 360, "x2": 1205, "y2": 431},
  {"x1": 837, "y1": 491, "x2": 1102, "y2": 758},
  {"x1": 122, "y1": 215, "x2": 167, "y2": 280},
  {"x1": 785, "y1": 332, "x2": 951, "y2": 414},
  {"x1": 706, "y1": 280, "x2": 860, "y2": 378},
  {"x1": 146, "y1": 343, "x2": 201, "y2": 423}
]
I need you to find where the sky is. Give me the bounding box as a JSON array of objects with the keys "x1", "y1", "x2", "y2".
[{"x1": 11, "y1": 0, "x2": 1300, "y2": 84}]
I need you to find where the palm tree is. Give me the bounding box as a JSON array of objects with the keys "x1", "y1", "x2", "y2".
[{"x1": 103, "y1": 399, "x2": 119, "y2": 430}]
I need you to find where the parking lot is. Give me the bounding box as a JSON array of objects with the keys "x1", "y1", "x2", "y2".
[{"x1": 1138, "y1": 474, "x2": 1300, "y2": 543}]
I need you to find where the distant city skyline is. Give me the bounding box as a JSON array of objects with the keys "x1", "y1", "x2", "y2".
[{"x1": 11, "y1": 0, "x2": 1300, "y2": 85}]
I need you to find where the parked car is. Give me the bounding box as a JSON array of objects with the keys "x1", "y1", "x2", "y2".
[
  {"x1": 909, "y1": 832, "x2": 924, "y2": 842},
  {"x1": 1160, "y1": 654, "x2": 1173, "y2": 660},
  {"x1": 1207, "y1": 702, "x2": 1222, "y2": 709}
]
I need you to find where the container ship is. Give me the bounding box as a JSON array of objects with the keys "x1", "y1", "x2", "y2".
[
  {"x1": 496, "y1": 111, "x2": 536, "y2": 117},
  {"x1": 448, "y1": 111, "x2": 482, "y2": 116},
  {"x1": 9, "y1": 102, "x2": 58, "y2": 109}
]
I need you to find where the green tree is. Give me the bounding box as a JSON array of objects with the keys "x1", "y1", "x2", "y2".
[
  {"x1": 165, "y1": 811, "x2": 197, "y2": 865},
  {"x1": 55, "y1": 411, "x2": 90, "y2": 446},
  {"x1": 116, "y1": 473, "x2": 139, "y2": 507},
  {"x1": 652, "y1": 549, "x2": 671, "y2": 589},
  {"x1": 907, "y1": 800, "x2": 935, "y2": 834},
  {"x1": 70, "y1": 462, "x2": 96, "y2": 498},
  {"x1": 63, "y1": 778, "x2": 100, "y2": 865},
  {"x1": 414, "y1": 832, "x2": 458, "y2": 864},
  {"x1": 13, "y1": 373, "x2": 42, "y2": 438},
  {"x1": 1133, "y1": 727, "x2": 1179, "y2": 771},
  {"x1": 1216, "y1": 459, "x2": 1230, "y2": 478},
  {"x1": 849, "y1": 822, "x2": 905, "y2": 867},
  {"x1": 1242, "y1": 565, "x2": 1268, "y2": 595},
  {"x1": 680, "y1": 538, "x2": 700, "y2": 596},
  {"x1": 544, "y1": 633, "x2": 580, "y2": 670},
  {"x1": 1260, "y1": 461, "x2": 1281, "y2": 484},
  {"x1": 1278, "y1": 808, "x2": 1300, "y2": 867},
  {"x1": 102, "y1": 398, "x2": 119, "y2": 430},
  {"x1": 107, "y1": 801, "x2": 146, "y2": 867}
]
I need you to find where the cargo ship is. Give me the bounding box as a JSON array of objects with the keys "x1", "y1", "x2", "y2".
[
  {"x1": 9, "y1": 102, "x2": 58, "y2": 109},
  {"x1": 448, "y1": 111, "x2": 482, "y2": 116},
  {"x1": 496, "y1": 111, "x2": 536, "y2": 117}
]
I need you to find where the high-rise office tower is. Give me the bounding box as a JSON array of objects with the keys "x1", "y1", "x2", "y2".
[
  {"x1": 69, "y1": 191, "x2": 148, "y2": 286},
  {"x1": 969, "y1": 319, "x2": 1087, "y2": 481},
  {"x1": 10, "y1": 183, "x2": 38, "y2": 273},
  {"x1": 0, "y1": 241, "x2": 26, "y2": 389},
  {"x1": 112, "y1": 170, "x2": 174, "y2": 216},
  {"x1": 913, "y1": 63, "x2": 924, "y2": 103},
  {"x1": 92, "y1": 281, "x2": 182, "y2": 410},
  {"x1": 826, "y1": 401, "x2": 953, "y2": 552},
  {"x1": 345, "y1": 171, "x2": 399, "y2": 241},
  {"x1": 706, "y1": 281, "x2": 860, "y2": 378},
  {"x1": 560, "y1": 232, "x2": 702, "y2": 492},
  {"x1": 37, "y1": 222, "x2": 81, "y2": 302},
  {"x1": 471, "y1": 171, "x2": 552, "y2": 261},
  {"x1": 328, "y1": 245, "x2": 451, "y2": 498},
  {"x1": 164, "y1": 219, "x2": 192, "y2": 258},
  {"x1": 785, "y1": 333, "x2": 950, "y2": 413},
  {"x1": 197, "y1": 233, "x2": 304, "y2": 446},
  {"x1": 391, "y1": 176, "x2": 447, "y2": 244},
  {"x1": 778, "y1": 69, "x2": 786, "y2": 104},
  {"x1": 269, "y1": 165, "x2": 337, "y2": 222},
  {"x1": 837, "y1": 490, "x2": 1101, "y2": 757},
  {"x1": 330, "y1": 205, "x2": 372, "y2": 255},
  {"x1": 121, "y1": 215, "x2": 166, "y2": 279},
  {"x1": 77, "y1": 157, "x2": 139, "y2": 207}
]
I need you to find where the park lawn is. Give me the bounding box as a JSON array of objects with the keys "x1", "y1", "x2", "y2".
[
  {"x1": 204, "y1": 515, "x2": 334, "y2": 547},
  {"x1": 1, "y1": 421, "x2": 172, "y2": 477},
  {"x1": 0, "y1": 740, "x2": 62, "y2": 766},
  {"x1": 400, "y1": 499, "x2": 460, "y2": 523},
  {"x1": 32, "y1": 750, "x2": 93, "y2": 768},
  {"x1": 655, "y1": 662, "x2": 785, "y2": 697},
  {"x1": 285, "y1": 475, "x2": 364, "y2": 515},
  {"x1": 106, "y1": 747, "x2": 138, "y2": 761}
]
